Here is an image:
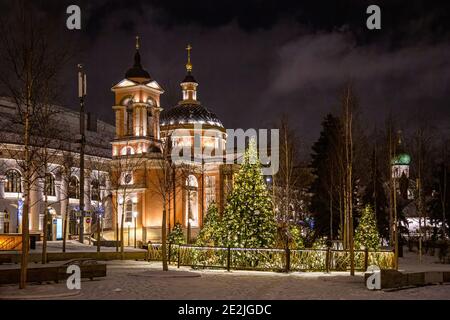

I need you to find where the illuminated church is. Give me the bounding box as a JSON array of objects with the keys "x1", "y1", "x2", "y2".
[{"x1": 109, "y1": 38, "x2": 235, "y2": 243}]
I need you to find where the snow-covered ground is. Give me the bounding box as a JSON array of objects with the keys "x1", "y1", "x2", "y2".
[{"x1": 1, "y1": 246, "x2": 449, "y2": 299}]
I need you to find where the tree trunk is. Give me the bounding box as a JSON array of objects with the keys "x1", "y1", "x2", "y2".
[
  {"x1": 41, "y1": 209, "x2": 48, "y2": 264},
  {"x1": 42, "y1": 176, "x2": 48, "y2": 264},
  {"x1": 120, "y1": 210, "x2": 124, "y2": 260},
  {"x1": 62, "y1": 212, "x2": 67, "y2": 253},
  {"x1": 161, "y1": 206, "x2": 168, "y2": 271},
  {"x1": 97, "y1": 212, "x2": 101, "y2": 253}
]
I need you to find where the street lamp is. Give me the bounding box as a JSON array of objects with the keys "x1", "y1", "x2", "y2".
[
  {"x1": 133, "y1": 211, "x2": 138, "y2": 248},
  {"x1": 187, "y1": 218, "x2": 193, "y2": 244}
]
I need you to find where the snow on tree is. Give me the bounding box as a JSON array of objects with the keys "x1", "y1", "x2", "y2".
[
  {"x1": 220, "y1": 138, "x2": 277, "y2": 248},
  {"x1": 354, "y1": 204, "x2": 380, "y2": 250}
]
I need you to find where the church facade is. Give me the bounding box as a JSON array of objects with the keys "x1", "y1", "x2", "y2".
[{"x1": 109, "y1": 38, "x2": 237, "y2": 243}]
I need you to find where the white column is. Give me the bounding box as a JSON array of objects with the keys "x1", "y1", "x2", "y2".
[
  {"x1": 0, "y1": 175, "x2": 5, "y2": 199},
  {"x1": 60, "y1": 178, "x2": 68, "y2": 219},
  {"x1": 84, "y1": 173, "x2": 91, "y2": 212},
  {"x1": 142, "y1": 107, "x2": 147, "y2": 136},
  {"x1": 135, "y1": 106, "x2": 140, "y2": 136},
  {"x1": 29, "y1": 175, "x2": 42, "y2": 232},
  {"x1": 0, "y1": 210, "x2": 4, "y2": 234}
]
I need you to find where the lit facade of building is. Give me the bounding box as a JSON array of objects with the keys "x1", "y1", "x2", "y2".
[
  {"x1": 109, "y1": 39, "x2": 236, "y2": 243},
  {"x1": 0, "y1": 97, "x2": 114, "y2": 239}
]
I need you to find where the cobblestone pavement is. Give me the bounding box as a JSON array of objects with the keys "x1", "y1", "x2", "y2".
[{"x1": 1, "y1": 261, "x2": 449, "y2": 300}]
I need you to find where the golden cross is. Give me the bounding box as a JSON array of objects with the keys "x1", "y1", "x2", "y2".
[{"x1": 186, "y1": 44, "x2": 193, "y2": 72}]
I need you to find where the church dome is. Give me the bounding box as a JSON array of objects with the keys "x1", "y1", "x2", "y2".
[
  {"x1": 160, "y1": 103, "x2": 223, "y2": 128},
  {"x1": 125, "y1": 51, "x2": 151, "y2": 81},
  {"x1": 392, "y1": 153, "x2": 411, "y2": 165},
  {"x1": 124, "y1": 36, "x2": 151, "y2": 82}
]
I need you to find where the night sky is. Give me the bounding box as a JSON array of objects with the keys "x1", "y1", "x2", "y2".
[{"x1": 2, "y1": 0, "x2": 450, "y2": 156}]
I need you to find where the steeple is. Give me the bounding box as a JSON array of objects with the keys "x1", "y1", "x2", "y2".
[
  {"x1": 181, "y1": 44, "x2": 198, "y2": 103},
  {"x1": 186, "y1": 44, "x2": 192, "y2": 72},
  {"x1": 125, "y1": 35, "x2": 151, "y2": 82}
]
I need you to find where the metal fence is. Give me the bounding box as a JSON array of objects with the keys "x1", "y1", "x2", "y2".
[{"x1": 147, "y1": 243, "x2": 395, "y2": 272}]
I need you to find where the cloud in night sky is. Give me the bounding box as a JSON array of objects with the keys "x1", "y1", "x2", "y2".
[{"x1": 1, "y1": 0, "x2": 449, "y2": 156}]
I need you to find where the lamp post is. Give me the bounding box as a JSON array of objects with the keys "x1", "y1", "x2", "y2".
[
  {"x1": 78, "y1": 64, "x2": 87, "y2": 244},
  {"x1": 133, "y1": 211, "x2": 137, "y2": 248}
]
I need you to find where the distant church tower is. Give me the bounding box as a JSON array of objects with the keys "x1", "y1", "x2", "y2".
[{"x1": 111, "y1": 36, "x2": 164, "y2": 156}]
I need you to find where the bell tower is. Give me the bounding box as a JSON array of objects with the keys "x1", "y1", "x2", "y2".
[{"x1": 111, "y1": 36, "x2": 164, "y2": 156}]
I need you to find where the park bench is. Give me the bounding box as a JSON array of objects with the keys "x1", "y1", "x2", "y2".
[{"x1": 0, "y1": 258, "x2": 106, "y2": 285}]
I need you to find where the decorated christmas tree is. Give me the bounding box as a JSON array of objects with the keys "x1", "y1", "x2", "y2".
[
  {"x1": 168, "y1": 222, "x2": 185, "y2": 245},
  {"x1": 219, "y1": 138, "x2": 277, "y2": 248},
  {"x1": 355, "y1": 204, "x2": 380, "y2": 250},
  {"x1": 196, "y1": 202, "x2": 222, "y2": 246}
]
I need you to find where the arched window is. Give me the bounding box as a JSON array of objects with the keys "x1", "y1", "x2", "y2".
[
  {"x1": 91, "y1": 179, "x2": 100, "y2": 201},
  {"x1": 185, "y1": 175, "x2": 199, "y2": 227},
  {"x1": 45, "y1": 174, "x2": 56, "y2": 197},
  {"x1": 125, "y1": 200, "x2": 133, "y2": 223},
  {"x1": 5, "y1": 170, "x2": 22, "y2": 193},
  {"x1": 126, "y1": 107, "x2": 133, "y2": 136},
  {"x1": 69, "y1": 176, "x2": 80, "y2": 199},
  {"x1": 120, "y1": 146, "x2": 135, "y2": 156}
]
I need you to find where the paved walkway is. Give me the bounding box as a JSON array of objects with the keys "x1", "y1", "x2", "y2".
[{"x1": 1, "y1": 248, "x2": 449, "y2": 300}]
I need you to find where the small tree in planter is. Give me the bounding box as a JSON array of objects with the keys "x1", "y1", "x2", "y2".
[{"x1": 168, "y1": 222, "x2": 185, "y2": 245}]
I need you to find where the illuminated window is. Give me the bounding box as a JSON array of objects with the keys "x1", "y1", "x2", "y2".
[
  {"x1": 126, "y1": 107, "x2": 133, "y2": 135},
  {"x1": 122, "y1": 172, "x2": 133, "y2": 185},
  {"x1": 185, "y1": 175, "x2": 199, "y2": 227},
  {"x1": 205, "y1": 176, "x2": 216, "y2": 207},
  {"x1": 91, "y1": 179, "x2": 100, "y2": 201},
  {"x1": 125, "y1": 200, "x2": 133, "y2": 223},
  {"x1": 45, "y1": 174, "x2": 56, "y2": 197},
  {"x1": 121, "y1": 146, "x2": 135, "y2": 156},
  {"x1": 5, "y1": 170, "x2": 22, "y2": 193},
  {"x1": 69, "y1": 176, "x2": 80, "y2": 199}
]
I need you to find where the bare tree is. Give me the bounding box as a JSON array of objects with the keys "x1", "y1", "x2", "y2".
[
  {"x1": 149, "y1": 136, "x2": 175, "y2": 271},
  {"x1": 341, "y1": 82, "x2": 357, "y2": 276},
  {"x1": 271, "y1": 116, "x2": 303, "y2": 245},
  {"x1": 0, "y1": 2, "x2": 71, "y2": 288},
  {"x1": 109, "y1": 142, "x2": 146, "y2": 258}
]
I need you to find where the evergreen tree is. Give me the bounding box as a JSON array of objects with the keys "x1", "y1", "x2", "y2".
[
  {"x1": 220, "y1": 138, "x2": 277, "y2": 248},
  {"x1": 309, "y1": 114, "x2": 342, "y2": 238},
  {"x1": 355, "y1": 205, "x2": 380, "y2": 250},
  {"x1": 168, "y1": 222, "x2": 185, "y2": 245},
  {"x1": 196, "y1": 202, "x2": 222, "y2": 246}
]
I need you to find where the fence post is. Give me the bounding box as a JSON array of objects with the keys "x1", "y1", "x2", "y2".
[
  {"x1": 177, "y1": 245, "x2": 181, "y2": 268},
  {"x1": 285, "y1": 247, "x2": 290, "y2": 273},
  {"x1": 168, "y1": 242, "x2": 172, "y2": 265},
  {"x1": 364, "y1": 247, "x2": 369, "y2": 271},
  {"x1": 326, "y1": 247, "x2": 331, "y2": 273},
  {"x1": 227, "y1": 246, "x2": 231, "y2": 272}
]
